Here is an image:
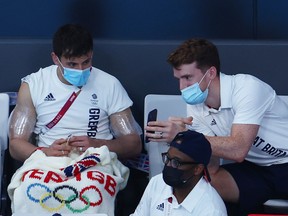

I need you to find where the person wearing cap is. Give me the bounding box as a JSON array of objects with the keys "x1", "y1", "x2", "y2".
[
  {"x1": 145, "y1": 38, "x2": 288, "y2": 214},
  {"x1": 130, "y1": 130, "x2": 227, "y2": 216}
]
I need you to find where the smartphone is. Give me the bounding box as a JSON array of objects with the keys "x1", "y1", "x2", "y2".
[{"x1": 145, "y1": 108, "x2": 158, "y2": 143}]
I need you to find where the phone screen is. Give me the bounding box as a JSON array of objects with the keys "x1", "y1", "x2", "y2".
[{"x1": 145, "y1": 109, "x2": 158, "y2": 143}]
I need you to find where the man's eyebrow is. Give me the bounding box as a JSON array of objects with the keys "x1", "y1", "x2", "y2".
[
  {"x1": 66, "y1": 57, "x2": 92, "y2": 64},
  {"x1": 167, "y1": 153, "x2": 181, "y2": 161},
  {"x1": 183, "y1": 73, "x2": 192, "y2": 77},
  {"x1": 83, "y1": 57, "x2": 92, "y2": 62}
]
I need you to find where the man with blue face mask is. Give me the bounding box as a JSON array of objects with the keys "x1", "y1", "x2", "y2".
[
  {"x1": 57, "y1": 57, "x2": 91, "y2": 87},
  {"x1": 145, "y1": 38, "x2": 288, "y2": 215},
  {"x1": 8, "y1": 24, "x2": 143, "y2": 214},
  {"x1": 10, "y1": 23, "x2": 142, "y2": 160},
  {"x1": 181, "y1": 69, "x2": 211, "y2": 105},
  {"x1": 131, "y1": 130, "x2": 227, "y2": 216}
]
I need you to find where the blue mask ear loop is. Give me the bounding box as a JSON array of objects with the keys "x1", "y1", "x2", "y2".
[
  {"x1": 56, "y1": 57, "x2": 73, "y2": 84},
  {"x1": 56, "y1": 57, "x2": 65, "y2": 76},
  {"x1": 199, "y1": 69, "x2": 210, "y2": 84},
  {"x1": 199, "y1": 69, "x2": 212, "y2": 91},
  {"x1": 56, "y1": 57, "x2": 79, "y2": 88},
  {"x1": 206, "y1": 79, "x2": 212, "y2": 90}
]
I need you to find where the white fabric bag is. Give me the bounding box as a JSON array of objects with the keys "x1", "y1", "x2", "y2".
[{"x1": 8, "y1": 146, "x2": 129, "y2": 216}]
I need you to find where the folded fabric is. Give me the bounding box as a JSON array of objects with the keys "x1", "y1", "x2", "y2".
[{"x1": 8, "y1": 146, "x2": 129, "y2": 216}]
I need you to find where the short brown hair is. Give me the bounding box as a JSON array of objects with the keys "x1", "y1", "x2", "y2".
[
  {"x1": 53, "y1": 24, "x2": 93, "y2": 59},
  {"x1": 167, "y1": 38, "x2": 220, "y2": 75}
]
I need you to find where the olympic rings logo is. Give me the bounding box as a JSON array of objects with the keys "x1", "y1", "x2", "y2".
[{"x1": 26, "y1": 183, "x2": 103, "y2": 213}]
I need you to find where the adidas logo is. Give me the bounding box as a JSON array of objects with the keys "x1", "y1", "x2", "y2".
[
  {"x1": 44, "y1": 93, "x2": 56, "y2": 101},
  {"x1": 156, "y1": 202, "x2": 164, "y2": 211}
]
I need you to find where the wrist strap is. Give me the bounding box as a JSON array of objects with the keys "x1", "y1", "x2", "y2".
[{"x1": 34, "y1": 147, "x2": 45, "y2": 152}]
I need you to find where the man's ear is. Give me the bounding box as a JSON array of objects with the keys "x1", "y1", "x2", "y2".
[
  {"x1": 208, "y1": 66, "x2": 217, "y2": 80},
  {"x1": 194, "y1": 164, "x2": 205, "y2": 176},
  {"x1": 51, "y1": 52, "x2": 60, "y2": 65}
]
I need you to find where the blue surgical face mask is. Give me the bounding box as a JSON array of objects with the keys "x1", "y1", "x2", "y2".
[
  {"x1": 181, "y1": 70, "x2": 211, "y2": 105},
  {"x1": 58, "y1": 59, "x2": 91, "y2": 86}
]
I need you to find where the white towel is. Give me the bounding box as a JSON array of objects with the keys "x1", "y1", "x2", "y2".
[{"x1": 8, "y1": 146, "x2": 129, "y2": 216}]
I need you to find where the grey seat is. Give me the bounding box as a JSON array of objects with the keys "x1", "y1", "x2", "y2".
[{"x1": 0, "y1": 93, "x2": 9, "y2": 212}]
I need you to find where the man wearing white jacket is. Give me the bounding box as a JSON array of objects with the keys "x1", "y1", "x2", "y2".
[{"x1": 131, "y1": 130, "x2": 227, "y2": 216}]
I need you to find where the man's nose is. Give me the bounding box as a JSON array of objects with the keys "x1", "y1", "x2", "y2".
[
  {"x1": 179, "y1": 79, "x2": 188, "y2": 90},
  {"x1": 77, "y1": 65, "x2": 85, "y2": 70}
]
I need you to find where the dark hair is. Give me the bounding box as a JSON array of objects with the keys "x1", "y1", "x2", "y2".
[
  {"x1": 167, "y1": 38, "x2": 220, "y2": 75},
  {"x1": 53, "y1": 24, "x2": 93, "y2": 58}
]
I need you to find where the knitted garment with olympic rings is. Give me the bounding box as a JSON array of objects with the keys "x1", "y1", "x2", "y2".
[{"x1": 8, "y1": 146, "x2": 129, "y2": 215}]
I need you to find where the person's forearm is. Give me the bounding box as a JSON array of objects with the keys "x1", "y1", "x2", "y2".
[
  {"x1": 205, "y1": 135, "x2": 249, "y2": 162},
  {"x1": 205, "y1": 124, "x2": 259, "y2": 162},
  {"x1": 90, "y1": 134, "x2": 142, "y2": 159},
  {"x1": 9, "y1": 138, "x2": 38, "y2": 162}
]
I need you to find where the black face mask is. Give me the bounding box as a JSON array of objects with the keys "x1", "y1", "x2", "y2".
[{"x1": 163, "y1": 165, "x2": 193, "y2": 188}]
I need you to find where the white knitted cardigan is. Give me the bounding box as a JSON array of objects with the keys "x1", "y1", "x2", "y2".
[{"x1": 8, "y1": 146, "x2": 129, "y2": 216}]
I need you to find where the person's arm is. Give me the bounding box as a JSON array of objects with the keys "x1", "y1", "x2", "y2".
[
  {"x1": 68, "y1": 108, "x2": 142, "y2": 159},
  {"x1": 206, "y1": 75, "x2": 274, "y2": 162},
  {"x1": 9, "y1": 82, "x2": 38, "y2": 161},
  {"x1": 96, "y1": 108, "x2": 142, "y2": 158},
  {"x1": 206, "y1": 123, "x2": 259, "y2": 162},
  {"x1": 9, "y1": 83, "x2": 73, "y2": 162}
]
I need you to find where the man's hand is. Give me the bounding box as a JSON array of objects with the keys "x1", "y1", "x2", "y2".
[
  {"x1": 68, "y1": 135, "x2": 93, "y2": 153},
  {"x1": 42, "y1": 137, "x2": 73, "y2": 157},
  {"x1": 145, "y1": 116, "x2": 193, "y2": 143}
]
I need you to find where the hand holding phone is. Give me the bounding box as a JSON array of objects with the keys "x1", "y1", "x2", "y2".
[{"x1": 145, "y1": 109, "x2": 158, "y2": 143}]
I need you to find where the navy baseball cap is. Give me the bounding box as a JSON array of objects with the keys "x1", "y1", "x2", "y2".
[{"x1": 170, "y1": 130, "x2": 212, "y2": 181}]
